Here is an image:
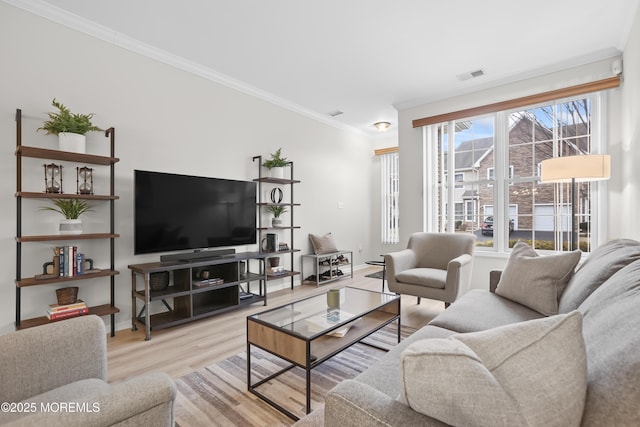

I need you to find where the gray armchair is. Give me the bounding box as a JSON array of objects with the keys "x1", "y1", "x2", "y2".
[
  {"x1": 384, "y1": 232, "x2": 476, "y2": 307},
  {"x1": 0, "y1": 315, "x2": 176, "y2": 426}
]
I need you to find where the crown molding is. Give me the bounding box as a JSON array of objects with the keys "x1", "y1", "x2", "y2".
[{"x1": 4, "y1": 0, "x2": 365, "y2": 136}]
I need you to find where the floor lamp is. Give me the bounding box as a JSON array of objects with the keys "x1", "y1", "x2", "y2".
[{"x1": 540, "y1": 154, "x2": 611, "y2": 251}]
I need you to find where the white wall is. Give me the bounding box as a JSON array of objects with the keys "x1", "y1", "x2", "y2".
[
  {"x1": 397, "y1": 55, "x2": 635, "y2": 291},
  {"x1": 0, "y1": 3, "x2": 377, "y2": 334},
  {"x1": 618, "y1": 6, "x2": 640, "y2": 239}
]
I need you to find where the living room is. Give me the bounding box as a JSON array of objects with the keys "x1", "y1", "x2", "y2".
[{"x1": 1, "y1": 1, "x2": 640, "y2": 426}]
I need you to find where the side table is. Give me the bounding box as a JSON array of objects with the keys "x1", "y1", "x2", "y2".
[{"x1": 365, "y1": 259, "x2": 386, "y2": 292}]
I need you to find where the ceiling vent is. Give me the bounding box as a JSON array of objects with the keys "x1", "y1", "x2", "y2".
[{"x1": 457, "y1": 68, "x2": 485, "y2": 81}]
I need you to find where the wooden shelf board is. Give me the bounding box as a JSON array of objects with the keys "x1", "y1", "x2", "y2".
[
  {"x1": 16, "y1": 304, "x2": 119, "y2": 330},
  {"x1": 16, "y1": 146, "x2": 119, "y2": 165},
  {"x1": 17, "y1": 233, "x2": 119, "y2": 242},
  {"x1": 17, "y1": 192, "x2": 119, "y2": 200},
  {"x1": 257, "y1": 226, "x2": 301, "y2": 231},
  {"x1": 134, "y1": 288, "x2": 191, "y2": 301},
  {"x1": 17, "y1": 269, "x2": 120, "y2": 287},
  {"x1": 137, "y1": 311, "x2": 192, "y2": 330},
  {"x1": 257, "y1": 202, "x2": 301, "y2": 207},
  {"x1": 253, "y1": 177, "x2": 300, "y2": 185},
  {"x1": 266, "y1": 270, "x2": 300, "y2": 281}
]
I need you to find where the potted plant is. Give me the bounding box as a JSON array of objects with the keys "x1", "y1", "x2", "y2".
[
  {"x1": 262, "y1": 148, "x2": 289, "y2": 179},
  {"x1": 38, "y1": 98, "x2": 103, "y2": 154},
  {"x1": 41, "y1": 199, "x2": 94, "y2": 234},
  {"x1": 267, "y1": 205, "x2": 287, "y2": 227}
]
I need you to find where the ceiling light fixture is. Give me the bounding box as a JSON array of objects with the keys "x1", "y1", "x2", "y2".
[{"x1": 373, "y1": 121, "x2": 391, "y2": 132}]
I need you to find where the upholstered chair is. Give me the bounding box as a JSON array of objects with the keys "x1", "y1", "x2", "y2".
[{"x1": 385, "y1": 232, "x2": 476, "y2": 307}]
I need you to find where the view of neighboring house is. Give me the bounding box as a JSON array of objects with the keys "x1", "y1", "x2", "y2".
[{"x1": 445, "y1": 107, "x2": 592, "y2": 237}]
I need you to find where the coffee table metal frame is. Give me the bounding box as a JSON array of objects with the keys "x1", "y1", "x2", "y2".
[{"x1": 246, "y1": 286, "x2": 400, "y2": 420}]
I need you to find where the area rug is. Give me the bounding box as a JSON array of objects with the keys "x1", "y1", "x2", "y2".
[
  {"x1": 174, "y1": 324, "x2": 415, "y2": 427},
  {"x1": 364, "y1": 270, "x2": 385, "y2": 280}
]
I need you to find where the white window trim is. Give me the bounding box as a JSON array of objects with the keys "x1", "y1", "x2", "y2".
[{"x1": 423, "y1": 92, "x2": 606, "y2": 253}]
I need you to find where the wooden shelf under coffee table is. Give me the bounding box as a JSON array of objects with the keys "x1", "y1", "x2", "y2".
[{"x1": 246, "y1": 286, "x2": 400, "y2": 420}]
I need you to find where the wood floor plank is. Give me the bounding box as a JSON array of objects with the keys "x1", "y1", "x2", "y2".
[{"x1": 106, "y1": 268, "x2": 443, "y2": 384}]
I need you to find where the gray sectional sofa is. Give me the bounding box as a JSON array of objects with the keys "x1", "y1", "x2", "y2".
[
  {"x1": 0, "y1": 315, "x2": 176, "y2": 427},
  {"x1": 303, "y1": 238, "x2": 640, "y2": 426}
]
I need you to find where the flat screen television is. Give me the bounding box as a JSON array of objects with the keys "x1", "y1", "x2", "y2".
[{"x1": 134, "y1": 170, "x2": 256, "y2": 256}]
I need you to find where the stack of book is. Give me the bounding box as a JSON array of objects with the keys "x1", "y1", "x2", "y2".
[
  {"x1": 53, "y1": 246, "x2": 86, "y2": 277},
  {"x1": 305, "y1": 309, "x2": 355, "y2": 337},
  {"x1": 46, "y1": 300, "x2": 89, "y2": 321},
  {"x1": 267, "y1": 265, "x2": 286, "y2": 276},
  {"x1": 193, "y1": 278, "x2": 224, "y2": 287}
]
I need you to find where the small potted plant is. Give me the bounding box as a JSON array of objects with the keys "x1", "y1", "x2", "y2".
[
  {"x1": 41, "y1": 199, "x2": 94, "y2": 234},
  {"x1": 267, "y1": 205, "x2": 287, "y2": 227},
  {"x1": 262, "y1": 148, "x2": 290, "y2": 179},
  {"x1": 38, "y1": 98, "x2": 103, "y2": 154}
]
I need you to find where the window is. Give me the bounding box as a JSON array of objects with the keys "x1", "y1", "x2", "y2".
[
  {"x1": 423, "y1": 93, "x2": 604, "y2": 253},
  {"x1": 381, "y1": 151, "x2": 399, "y2": 244},
  {"x1": 455, "y1": 173, "x2": 464, "y2": 188}
]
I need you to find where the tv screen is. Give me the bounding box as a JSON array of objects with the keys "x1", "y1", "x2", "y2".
[{"x1": 134, "y1": 170, "x2": 256, "y2": 255}]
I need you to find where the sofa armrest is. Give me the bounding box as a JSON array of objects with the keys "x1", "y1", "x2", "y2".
[
  {"x1": 0, "y1": 316, "x2": 107, "y2": 403},
  {"x1": 489, "y1": 270, "x2": 502, "y2": 293},
  {"x1": 325, "y1": 380, "x2": 447, "y2": 427}
]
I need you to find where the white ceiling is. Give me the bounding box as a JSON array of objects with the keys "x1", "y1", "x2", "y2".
[{"x1": 12, "y1": 0, "x2": 639, "y2": 137}]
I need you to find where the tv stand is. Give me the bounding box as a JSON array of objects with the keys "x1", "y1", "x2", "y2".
[{"x1": 129, "y1": 250, "x2": 282, "y2": 340}]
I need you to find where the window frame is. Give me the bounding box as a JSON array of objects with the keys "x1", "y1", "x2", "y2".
[{"x1": 422, "y1": 92, "x2": 607, "y2": 253}]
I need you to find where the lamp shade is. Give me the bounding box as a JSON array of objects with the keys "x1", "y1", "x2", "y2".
[{"x1": 540, "y1": 154, "x2": 611, "y2": 183}]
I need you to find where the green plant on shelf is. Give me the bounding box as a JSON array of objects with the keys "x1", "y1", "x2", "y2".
[
  {"x1": 262, "y1": 148, "x2": 289, "y2": 169},
  {"x1": 267, "y1": 205, "x2": 287, "y2": 218},
  {"x1": 40, "y1": 199, "x2": 94, "y2": 219},
  {"x1": 38, "y1": 98, "x2": 103, "y2": 136}
]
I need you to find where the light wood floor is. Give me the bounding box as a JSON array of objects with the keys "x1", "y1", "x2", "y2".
[{"x1": 106, "y1": 267, "x2": 445, "y2": 383}]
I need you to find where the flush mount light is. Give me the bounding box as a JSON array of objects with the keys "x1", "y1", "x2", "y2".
[{"x1": 373, "y1": 121, "x2": 392, "y2": 132}]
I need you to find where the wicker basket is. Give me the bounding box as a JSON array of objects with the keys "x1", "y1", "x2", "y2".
[
  {"x1": 150, "y1": 271, "x2": 169, "y2": 291},
  {"x1": 56, "y1": 286, "x2": 78, "y2": 305}
]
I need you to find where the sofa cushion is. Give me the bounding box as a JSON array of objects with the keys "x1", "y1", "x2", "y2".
[
  {"x1": 495, "y1": 242, "x2": 581, "y2": 315},
  {"x1": 395, "y1": 268, "x2": 447, "y2": 289},
  {"x1": 309, "y1": 232, "x2": 338, "y2": 255},
  {"x1": 398, "y1": 311, "x2": 587, "y2": 427},
  {"x1": 577, "y1": 260, "x2": 640, "y2": 426},
  {"x1": 428, "y1": 289, "x2": 543, "y2": 333},
  {"x1": 559, "y1": 238, "x2": 640, "y2": 313}
]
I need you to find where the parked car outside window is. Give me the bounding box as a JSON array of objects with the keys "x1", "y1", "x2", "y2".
[{"x1": 481, "y1": 216, "x2": 514, "y2": 236}]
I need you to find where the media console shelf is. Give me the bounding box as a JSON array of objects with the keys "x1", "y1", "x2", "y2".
[{"x1": 129, "y1": 250, "x2": 285, "y2": 340}]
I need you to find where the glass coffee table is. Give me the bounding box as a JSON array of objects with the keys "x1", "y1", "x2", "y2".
[{"x1": 246, "y1": 286, "x2": 400, "y2": 420}]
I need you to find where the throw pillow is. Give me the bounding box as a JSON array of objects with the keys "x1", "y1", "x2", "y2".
[
  {"x1": 309, "y1": 233, "x2": 338, "y2": 255},
  {"x1": 495, "y1": 241, "x2": 581, "y2": 315},
  {"x1": 398, "y1": 311, "x2": 587, "y2": 427}
]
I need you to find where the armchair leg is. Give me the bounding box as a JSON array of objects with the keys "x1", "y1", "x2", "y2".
[
  {"x1": 417, "y1": 297, "x2": 421, "y2": 305},
  {"x1": 445, "y1": 302, "x2": 450, "y2": 308}
]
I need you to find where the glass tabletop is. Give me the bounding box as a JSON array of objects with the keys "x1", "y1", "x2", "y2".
[{"x1": 249, "y1": 287, "x2": 398, "y2": 338}]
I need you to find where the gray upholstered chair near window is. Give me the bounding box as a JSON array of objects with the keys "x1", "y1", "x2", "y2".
[{"x1": 385, "y1": 232, "x2": 476, "y2": 307}]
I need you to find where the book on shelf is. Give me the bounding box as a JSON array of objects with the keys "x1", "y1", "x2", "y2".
[
  {"x1": 53, "y1": 246, "x2": 86, "y2": 277},
  {"x1": 47, "y1": 306, "x2": 89, "y2": 321},
  {"x1": 193, "y1": 278, "x2": 224, "y2": 287},
  {"x1": 267, "y1": 266, "x2": 287, "y2": 276},
  {"x1": 304, "y1": 309, "x2": 355, "y2": 337},
  {"x1": 48, "y1": 299, "x2": 87, "y2": 313}
]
